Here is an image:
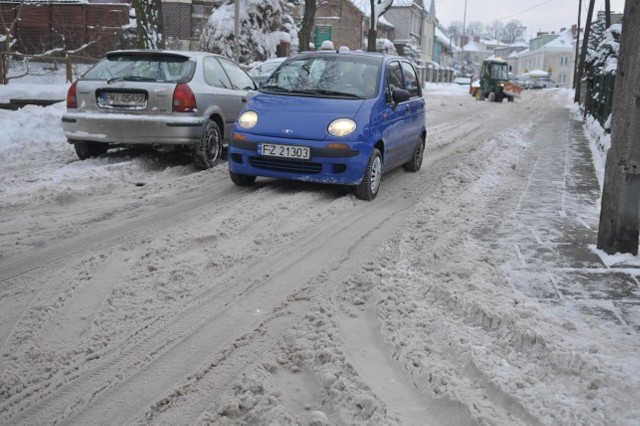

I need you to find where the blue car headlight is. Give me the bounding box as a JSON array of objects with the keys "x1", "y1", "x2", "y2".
[
  {"x1": 328, "y1": 118, "x2": 356, "y2": 137},
  {"x1": 238, "y1": 111, "x2": 258, "y2": 129}
]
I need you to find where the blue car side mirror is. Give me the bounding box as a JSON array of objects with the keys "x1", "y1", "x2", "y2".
[{"x1": 392, "y1": 88, "x2": 410, "y2": 107}]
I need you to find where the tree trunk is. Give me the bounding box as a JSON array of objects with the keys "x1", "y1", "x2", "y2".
[
  {"x1": 367, "y1": 0, "x2": 376, "y2": 52},
  {"x1": 596, "y1": 0, "x2": 640, "y2": 255},
  {"x1": 133, "y1": 0, "x2": 165, "y2": 49},
  {"x1": 299, "y1": 0, "x2": 316, "y2": 52}
]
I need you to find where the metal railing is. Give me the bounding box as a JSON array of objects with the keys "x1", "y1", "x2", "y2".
[{"x1": 0, "y1": 53, "x2": 98, "y2": 85}]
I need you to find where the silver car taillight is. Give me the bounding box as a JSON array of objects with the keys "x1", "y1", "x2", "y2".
[
  {"x1": 173, "y1": 83, "x2": 197, "y2": 112},
  {"x1": 67, "y1": 81, "x2": 78, "y2": 109}
]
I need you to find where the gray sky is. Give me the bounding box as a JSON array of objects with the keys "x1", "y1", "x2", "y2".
[{"x1": 435, "y1": 0, "x2": 626, "y2": 39}]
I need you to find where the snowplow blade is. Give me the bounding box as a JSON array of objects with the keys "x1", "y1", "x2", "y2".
[{"x1": 504, "y1": 82, "x2": 524, "y2": 98}]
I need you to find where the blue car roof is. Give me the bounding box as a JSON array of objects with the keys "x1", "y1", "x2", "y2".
[{"x1": 289, "y1": 50, "x2": 402, "y2": 63}]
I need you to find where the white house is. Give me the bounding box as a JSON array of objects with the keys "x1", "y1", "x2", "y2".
[
  {"x1": 516, "y1": 28, "x2": 577, "y2": 87},
  {"x1": 384, "y1": 0, "x2": 436, "y2": 64}
]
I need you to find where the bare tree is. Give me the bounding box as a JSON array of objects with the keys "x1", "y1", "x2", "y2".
[
  {"x1": 446, "y1": 21, "x2": 463, "y2": 46},
  {"x1": 485, "y1": 20, "x2": 504, "y2": 41},
  {"x1": 0, "y1": 1, "x2": 24, "y2": 53},
  {"x1": 465, "y1": 21, "x2": 484, "y2": 38},
  {"x1": 597, "y1": 0, "x2": 640, "y2": 255},
  {"x1": 502, "y1": 19, "x2": 526, "y2": 44}
]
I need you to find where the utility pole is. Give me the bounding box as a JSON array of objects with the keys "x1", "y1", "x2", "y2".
[
  {"x1": 461, "y1": 0, "x2": 467, "y2": 69},
  {"x1": 574, "y1": 0, "x2": 595, "y2": 103},
  {"x1": 597, "y1": 0, "x2": 640, "y2": 255},
  {"x1": 573, "y1": 0, "x2": 582, "y2": 89}
]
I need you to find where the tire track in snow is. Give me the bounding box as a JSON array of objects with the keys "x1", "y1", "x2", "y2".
[{"x1": 5, "y1": 184, "x2": 420, "y2": 424}]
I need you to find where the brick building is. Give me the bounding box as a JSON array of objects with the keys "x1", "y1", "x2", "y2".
[
  {"x1": 0, "y1": 0, "x2": 131, "y2": 57},
  {"x1": 314, "y1": 0, "x2": 394, "y2": 52}
]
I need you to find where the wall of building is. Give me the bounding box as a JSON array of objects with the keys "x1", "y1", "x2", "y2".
[
  {"x1": 0, "y1": 2, "x2": 130, "y2": 57},
  {"x1": 316, "y1": 0, "x2": 364, "y2": 51},
  {"x1": 163, "y1": 1, "x2": 192, "y2": 40}
]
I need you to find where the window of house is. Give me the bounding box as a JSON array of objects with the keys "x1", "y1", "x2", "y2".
[{"x1": 560, "y1": 56, "x2": 569, "y2": 66}]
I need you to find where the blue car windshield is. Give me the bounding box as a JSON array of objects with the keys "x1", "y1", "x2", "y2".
[{"x1": 261, "y1": 55, "x2": 381, "y2": 99}]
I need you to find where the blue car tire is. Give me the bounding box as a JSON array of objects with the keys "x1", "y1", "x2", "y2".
[
  {"x1": 403, "y1": 137, "x2": 425, "y2": 172},
  {"x1": 354, "y1": 148, "x2": 382, "y2": 201},
  {"x1": 230, "y1": 171, "x2": 257, "y2": 186}
]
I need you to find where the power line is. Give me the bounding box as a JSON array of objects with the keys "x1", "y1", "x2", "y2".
[{"x1": 495, "y1": 0, "x2": 555, "y2": 22}]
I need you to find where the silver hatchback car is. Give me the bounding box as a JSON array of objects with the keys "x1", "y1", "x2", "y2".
[{"x1": 61, "y1": 50, "x2": 257, "y2": 169}]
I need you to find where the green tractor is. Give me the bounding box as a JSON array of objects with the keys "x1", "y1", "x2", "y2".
[{"x1": 474, "y1": 59, "x2": 518, "y2": 102}]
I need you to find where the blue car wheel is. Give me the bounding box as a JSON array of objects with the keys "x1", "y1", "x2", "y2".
[
  {"x1": 354, "y1": 148, "x2": 382, "y2": 200},
  {"x1": 230, "y1": 171, "x2": 256, "y2": 186}
]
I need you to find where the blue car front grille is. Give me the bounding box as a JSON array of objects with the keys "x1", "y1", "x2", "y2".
[{"x1": 249, "y1": 157, "x2": 322, "y2": 174}]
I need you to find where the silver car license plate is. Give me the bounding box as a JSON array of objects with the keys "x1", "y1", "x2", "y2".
[
  {"x1": 259, "y1": 143, "x2": 311, "y2": 160},
  {"x1": 98, "y1": 92, "x2": 147, "y2": 108}
]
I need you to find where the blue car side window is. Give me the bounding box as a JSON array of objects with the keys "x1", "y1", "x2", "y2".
[
  {"x1": 401, "y1": 62, "x2": 421, "y2": 98},
  {"x1": 386, "y1": 61, "x2": 404, "y2": 103}
]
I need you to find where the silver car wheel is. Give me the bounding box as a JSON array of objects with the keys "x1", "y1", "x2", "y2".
[{"x1": 194, "y1": 120, "x2": 222, "y2": 170}]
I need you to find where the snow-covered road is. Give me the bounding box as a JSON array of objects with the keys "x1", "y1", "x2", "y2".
[{"x1": 1, "y1": 85, "x2": 638, "y2": 424}]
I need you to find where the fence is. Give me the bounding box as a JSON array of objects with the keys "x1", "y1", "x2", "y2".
[
  {"x1": 581, "y1": 73, "x2": 616, "y2": 129},
  {"x1": 0, "y1": 53, "x2": 98, "y2": 85}
]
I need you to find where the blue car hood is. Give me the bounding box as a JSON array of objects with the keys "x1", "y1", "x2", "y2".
[{"x1": 244, "y1": 93, "x2": 366, "y2": 141}]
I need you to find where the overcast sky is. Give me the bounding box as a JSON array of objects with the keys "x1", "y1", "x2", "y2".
[{"x1": 435, "y1": 0, "x2": 626, "y2": 38}]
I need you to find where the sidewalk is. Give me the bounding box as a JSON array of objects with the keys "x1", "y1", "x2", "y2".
[{"x1": 503, "y1": 105, "x2": 640, "y2": 334}]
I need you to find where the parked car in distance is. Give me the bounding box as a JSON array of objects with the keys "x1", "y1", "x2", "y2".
[
  {"x1": 61, "y1": 50, "x2": 257, "y2": 169},
  {"x1": 453, "y1": 76, "x2": 471, "y2": 85},
  {"x1": 248, "y1": 57, "x2": 287, "y2": 85},
  {"x1": 532, "y1": 77, "x2": 559, "y2": 89},
  {"x1": 512, "y1": 76, "x2": 533, "y2": 90},
  {"x1": 227, "y1": 51, "x2": 427, "y2": 200}
]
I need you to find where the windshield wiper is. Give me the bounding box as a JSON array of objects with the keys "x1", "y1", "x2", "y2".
[
  {"x1": 260, "y1": 86, "x2": 362, "y2": 99},
  {"x1": 107, "y1": 76, "x2": 158, "y2": 84},
  {"x1": 287, "y1": 88, "x2": 361, "y2": 98},
  {"x1": 314, "y1": 89, "x2": 362, "y2": 98},
  {"x1": 260, "y1": 85, "x2": 291, "y2": 93}
]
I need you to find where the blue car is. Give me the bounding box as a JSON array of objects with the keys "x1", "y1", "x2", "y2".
[{"x1": 227, "y1": 51, "x2": 426, "y2": 200}]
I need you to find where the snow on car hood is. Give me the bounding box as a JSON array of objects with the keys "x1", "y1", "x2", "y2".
[{"x1": 241, "y1": 93, "x2": 366, "y2": 141}]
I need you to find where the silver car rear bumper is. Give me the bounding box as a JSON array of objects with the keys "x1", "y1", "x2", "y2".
[{"x1": 61, "y1": 112, "x2": 206, "y2": 145}]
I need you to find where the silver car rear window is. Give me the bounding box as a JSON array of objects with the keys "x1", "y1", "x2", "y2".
[{"x1": 82, "y1": 54, "x2": 196, "y2": 83}]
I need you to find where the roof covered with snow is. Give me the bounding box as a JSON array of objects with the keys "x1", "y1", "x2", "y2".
[
  {"x1": 541, "y1": 28, "x2": 575, "y2": 51},
  {"x1": 462, "y1": 39, "x2": 486, "y2": 52},
  {"x1": 350, "y1": 0, "x2": 393, "y2": 26}
]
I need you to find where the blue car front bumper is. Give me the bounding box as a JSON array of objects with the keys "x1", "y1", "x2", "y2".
[{"x1": 228, "y1": 137, "x2": 370, "y2": 186}]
